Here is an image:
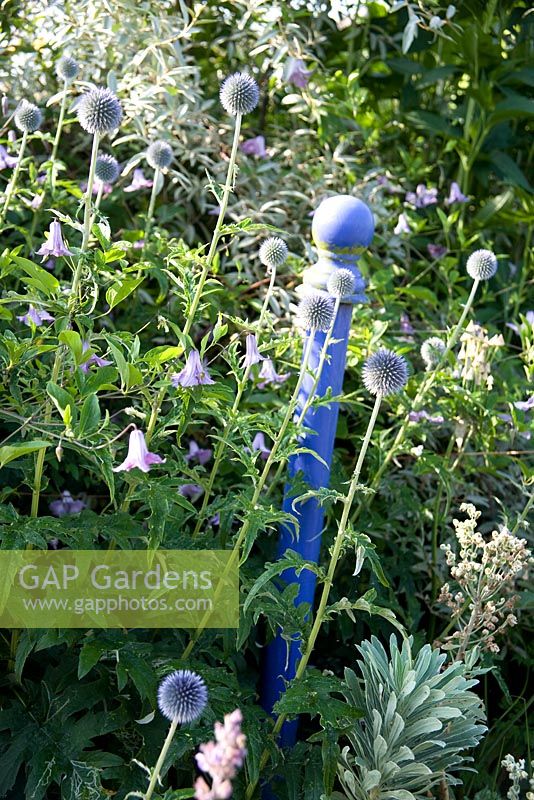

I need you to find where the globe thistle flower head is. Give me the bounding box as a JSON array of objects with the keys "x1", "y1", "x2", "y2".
[
  {"x1": 157, "y1": 669, "x2": 208, "y2": 723},
  {"x1": 95, "y1": 153, "x2": 120, "y2": 184},
  {"x1": 56, "y1": 56, "x2": 79, "y2": 82},
  {"x1": 220, "y1": 72, "x2": 259, "y2": 116},
  {"x1": 362, "y1": 348, "x2": 408, "y2": 396},
  {"x1": 327, "y1": 268, "x2": 356, "y2": 298},
  {"x1": 466, "y1": 249, "x2": 498, "y2": 281},
  {"x1": 146, "y1": 140, "x2": 173, "y2": 170},
  {"x1": 297, "y1": 292, "x2": 335, "y2": 332},
  {"x1": 421, "y1": 336, "x2": 446, "y2": 369},
  {"x1": 77, "y1": 87, "x2": 122, "y2": 135},
  {"x1": 259, "y1": 237, "x2": 288, "y2": 271},
  {"x1": 15, "y1": 100, "x2": 42, "y2": 133}
]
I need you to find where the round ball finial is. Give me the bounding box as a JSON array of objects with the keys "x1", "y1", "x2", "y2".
[{"x1": 312, "y1": 195, "x2": 375, "y2": 259}]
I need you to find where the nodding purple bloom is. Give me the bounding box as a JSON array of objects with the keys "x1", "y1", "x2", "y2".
[
  {"x1": 514, "y1": 395, "x2": 534, "y2": 412},
  {"x1": 240, "y1": 135, "x2": 267, "y2": 158},
  {"x1": 124, "y1": 168, "x2": 153, "y2": 192},
  {"x1": 133, "y1": 239, "x2": 145, "y2": 249},
  {"x1": 1, "y1": 95, "x2": 8, "y2": 116},
  {"x1": 17, "y1": 305, "x2": 55, "y2": 327},
  {"x1": 0, "y1": 144, "x2": 18, "y2": 169},
  {"x1": 171, "y1": 350, "x2": 215, "y2": 388},
  {"x1": 49, "y1": 490, "x2": 87, "y2": 517},
  {"x1": 394, "y1": 212, "x2": 411, "y2": 235},
  {"x1": 257, "y1": 358, "x2": 290, "y2": 389},
  {"x1": 195, "y1": 709, "x2": 247, "y2": 800},
  {"x1": 249, "y1": 432, "x2": 271, "y2": 460},
  {"x1": 79, "y1": 341, "x2": 112, "y2": 373},
  {"x1": 405, "y1": 184, "x2": 438, "y2": 208},
  {"x1": 507, "y1": 310, "x2": 534, "y2": 335},
  {"x1": 179, "y1": 483, "x2": 204, "y2": 501},
  {"x1": 243, "y1": 334, "x2": 264, "y2": 368},
  {"x1": 284, "y1": 58, "x2": 313, "y2": 88},
  {"x1": 400, "y1": 313, "x2": 415, "y2": 335},
  {"x1": 37, "y1": 221, "x2": 73, "y2": 259},
  {"x1": 186, "y1": 440, "x2": 212, "y2": 466},
  {"x1": 427, "y1": 243, "x2": 448, "y2": 259},
  {"x1": 408, "y1": 410, "x2": 445, "y2": 425},
  {"x1": 113, "y1": 428, "x2": 166, "y2": 473},
  {"x1": 29, "y1": 194, "x2": 43, "y2": 210},
  {"x1": 445, "y1": 181, "x2": 468, "y2": 205}
]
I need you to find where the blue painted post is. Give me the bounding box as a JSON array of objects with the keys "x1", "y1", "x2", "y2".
[{"x1": 260, "y1": 194, "x2": 375, "y2": 749}]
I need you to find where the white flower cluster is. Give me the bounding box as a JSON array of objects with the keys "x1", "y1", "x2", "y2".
[
  {"x1": 439, "y1": 503, "x2": 532, "y2": 655},
  {"x1": 457, "y1": 320, "x2": 504, "y2": 389},
  {"x1": 501, "y1": 754, "x2": 534, "y2": 800}
]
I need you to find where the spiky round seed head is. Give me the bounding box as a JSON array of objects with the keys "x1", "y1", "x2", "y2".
[
  {"x1": 95, "y1": 153, "x2": 120, "y2": 184},
  {"x1": 157, "y1": 670, "x2": 208, "y2": 723},
  {"x1": 14, "y1": 100, "x2": 42, "y2": 132},
  {"x1": 56, "y1": 56, "x2": 79, "y2": 82},
  {"x1": 362, "y1": 348, "x2": 408, "y2": 396},
  {"x1": 77, "y1": 87, "x2": 122, "y2": 134},
  {"x1": 259, "y1": 237, "x2": 288, "y2": 270},
  {"x1": 420, "y1": 336, "x2": 446, "y2": 368},
  {"x1": 466, "y1": 249, "x2": 498, "y2": 281},
  {"x1": 297, "y1": 292, "x2": 335, "y2": 332},
  {"x1": 327, "y1": 268, "x2": 356, "y2": 298},
  {"x1": 146, "y1": 140, "x2": 173, "y2": 170},
  {"x1": 220, "y1": 72, "x2": 259, "y2": 116}
]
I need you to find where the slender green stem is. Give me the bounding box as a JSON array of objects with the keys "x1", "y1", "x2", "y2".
[
  {"x1": 245, "y1": 394, "x2": 383, "y2": 800},
  {"x1": 191, "y1": 268, "x2": 278, "y2": 537},
  {"x1": 511, "y1": 492, "x2": 534, "y2": 537},
  {"x1": 182, "y1": 333, "x2": 315, "y2": 659},
  {"x1": 145, "y1": 114, "x2": 242, "y2": 445},
  {"x1": 70, "y1": 132, "x2": 100, "y2": 308},
  {"x1": 30, "y1": 350, "x2": 62, "y2": 518},
  {"x1": 144, "y1": 718, "x2": 179, "y2": 800},
  {"x1": 144, "y1": 166, "x2": 160, "y2": 245},
  {"x1": 49, "y1": 79, "x2": 68, "y2": 191},
  {"x1": 0, "y1": 130, "x2": 28, "y2": 225}
]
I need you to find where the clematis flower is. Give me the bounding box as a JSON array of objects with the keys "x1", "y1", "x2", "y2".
[
  {"x1": 445, "y1": 181, "x2": 468, "y2": 205},
  {"x1": 37, "y1": 220, "x2": 73, "y2": 259},
  {"x1": 186, "y1": 440, "x2": 212, "y2": 466},
  {"x1": 79, "y1": 341, "x2": 112, "y2": 373},
  {"x1": 124, "y1": 168, "x2": 153, "y2": 192},
  {"x1": 284, "y1": 58, "x2": 313, "y2": 88},
  {"x1": 251, "y1": 432, "x2": 271, "y2": 460},
  {"x1": 243, "y1": 334, "x2": 264, "y2": 368},
  {"x1": 240, "y1": 135, "x2": 267, "y2": 158},
  {"x1": 409, "y1": 410, "x2": 444, "y2": 425},
  {"x1": 394, "y1": 212, "x2": 411, "y2": 235},
  {"x1": 29, "y1": 194, "x2": 44, "y2": 210},
  {"x1": 400, "y1": 313, "x2": 414, "y2": 335},
  {"x1": 49, "y1": 491, "x2": 87, "y2": 517},
  {"x1": 0, "y1": 144, "x2": 18, "y2": 169},
  {"x1": 507, "y1": 311, "x2": 534, "y2": 335},
  {"x1": 113, "y1": 428, "x2": 166, "y2": 473},
  {"x1": 179, "y1": 483, "x2": 204, "y2": 500},
  {"x1": 171, "y1": 350, "x2": 215, "y2": 388},
  {"x1": 427, "y1": 243, "x2": 448, "y2": 259},
  {"x1": 405, "y1": 184, "x2": 438, "y2": 208},
  {"x1": 257, "y1": 358, "x2": 290, "y2": 388},
  {"x1": 17, "y1": 305, "x2": 55, "y2": 326},
  {"x1": 514, "y1": 395, "x2": 534, "y2": 412}
]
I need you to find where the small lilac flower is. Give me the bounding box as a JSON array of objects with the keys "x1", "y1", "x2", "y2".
[
  {"x1": 0, "y1": 144, "x2": 17, "y2": 169},
  {"x1": 243, "y1": 334, "x2": 264, "y2": 368},
  {"x1": 30, "y1": 194, "x2": 43, "y2": 210},
  {"x1": 37, "y1": 221, "x2": 73, "y2": 259},
  {"x1": 405, "y1": 184, "x2": 438, "y2": 208},
  {"x1": 445, "y1": 181, "x2": 468, "y2": 205},
  {"x1": 195, "y1": 709, "x2": 247, "y2": 800},
  {"x1": 186, "y1": 440, "x2": 212, "y2": 466},
  {"x1": 240, "y1": 135, "x2": 267, "y2": 158},
  {"x1": 506, "y1": 311, "x2": 534, "y2": 335},
  {"x1": 79, "y1": 341, "x2": 112, "y2": 373},
  {"x1": 133, "y1": 239, "x2": 145, "y2": 249},
  {"x1": 113, "y1": 428, "x2": 166, "y2": 473},
  {"x1": 514, "y1": 395, "x2": 534, "y2": 412},
  {"x1": 427, "y1": 243, "x2": 448, "y2": 259},
  {"x1": 408, "y1": 410, "x2": 444, "y2": 425},
  {"x1": 123, "y1": 168, "x2": 153, "y2": 192},
  {"x1": 250, "y1": 432, "x2": 271, "y2": 460},
  {"x1": 210, "y1": 513, "x2": 220, "y2": 527},
  {"x1": 394, "y1": 212, "x2": 411, "y2": 235},
  {"x1": 49, "y1": 490, "x2": 87, "y2": 517},
  {"x1": 179, "y1": 483, "x2": 204, "y2": 501},
  {"x1": 257, "y1": 358, "x2": 290, "y2": 389},
  {"x1": 94, "y1": 178, "x2": 113, "y2": 196},
  {"x1": 43, "y1": 257, "x2": 56, "y2": 271},
  {"x1": 36, "y1": 172, "x2": 47, "y2": 184},
  {"x1": 171, "y1": 350, "x2": 215, "y2": 388},
  {"x1": 158, "y1": 670, "x2": 208, "y2": 723},
  {"x1": 400, "y1": 313, "x2": 414, "y2": 335},
  {"x1": 284, "y1": 58, "x2": 313, "y2": 88},
  {"x1": 17, "y1": 305, "x2": 55, "y2": 326}
]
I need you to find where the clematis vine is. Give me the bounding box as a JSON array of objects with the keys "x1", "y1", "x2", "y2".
[
  {"x1": 243, "y1": 333, "x2": 264, "y2": 368},
  {"x1": 37, "y1": 220, "x2": 73, "y2": 259},
  {"x1": 49, "y1": 491, "x2": 87, "y2": 517},
  {"x1": 17, "y1": 305, "x2": 55, "y2": 326},
  {"x1": 186, "y1": 440, "x2": 213, "y2": 466},
  {"x1": 394, "y1": 212, "x2": 411, "y2": 235},
  {"x1": 257, "y1": 358, "x2": 290, "y2": 389},
  {"x1": 79, "y1": 341, "x2": 112, "y2": 373},
  {"x1": 171, "y1": 350, "x2": 215, "y2": 388},
  {"x1": 0, "y1": 144, "x2": 18, "y2": 169}
]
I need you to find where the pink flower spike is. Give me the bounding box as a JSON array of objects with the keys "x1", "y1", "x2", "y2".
[
  {"x1": 37, "y1": 220, "x2": 73, "y2": 259},
  {"x1": 113, "y1": 428, "x2": 166, "y2": 473}
]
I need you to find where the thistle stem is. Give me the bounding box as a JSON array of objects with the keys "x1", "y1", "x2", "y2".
[
  {"x1": 144, "y1": 717, "x2": 179, "y2": 800},
  {"x1": 49, "y1": 79, "x2": 68, "y2": 191},
  {"x1": 30, "y1": 350, "x2": 62, "y2": 518},
  {"x1": 70, "y1": 132, "x2": 100, "y2": 308},
  {"x1": 182, "y1": 333, "x2": 315, "y2": 659},
  {"x1": 0, "y1": 130, "x2": 28, "y2": 225},
  {"x1": 144, "y1": 166, "x2": 160, "y2": 246},
  {"x1": 144, "y1": 113, "x2": 243, "y2": 445},
  {"x1": 245, "y1": 393, "x2": 383, "y2": 799}
]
